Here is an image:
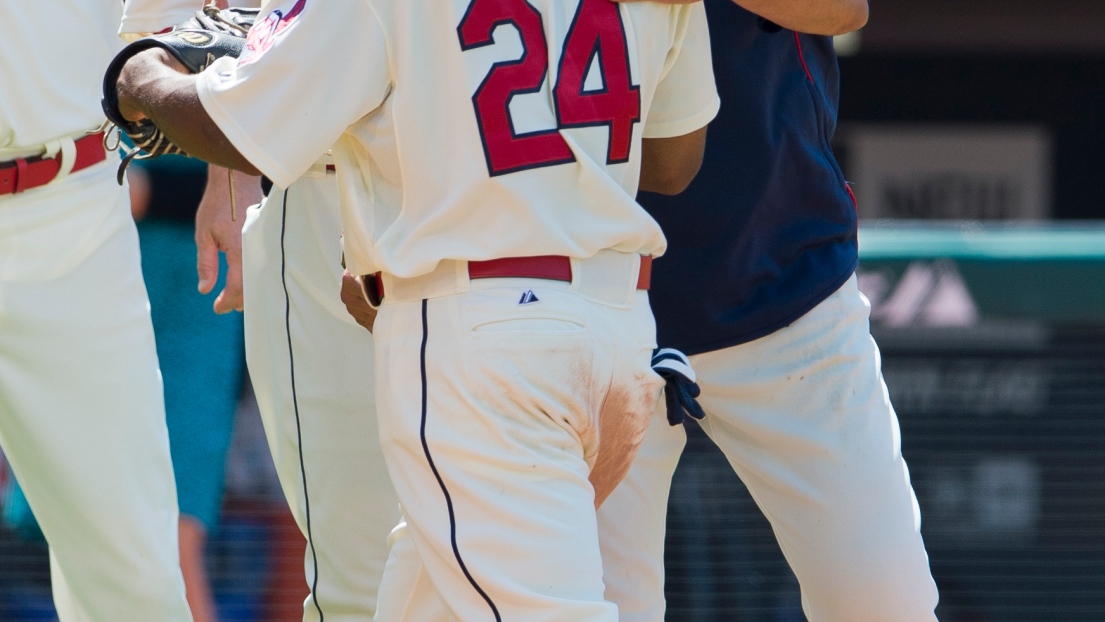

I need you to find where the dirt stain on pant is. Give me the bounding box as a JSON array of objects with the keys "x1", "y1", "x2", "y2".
[{"x1": 589, "y1": 375, "x2": 659, "y2": 508}]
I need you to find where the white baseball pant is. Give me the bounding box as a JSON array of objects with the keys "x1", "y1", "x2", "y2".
[
  {"x1": 599, "y1": 274, "x2": 940, "y2": 622},
  {"x1": 371, "y1": 253, "x2": 665, "y2": 622},
  {"x1": 0, "y1": 162, "x2": 192, "y2": 622},
  {"x1": 241, "y1": 162, "x2": 400, "y2": 621}
]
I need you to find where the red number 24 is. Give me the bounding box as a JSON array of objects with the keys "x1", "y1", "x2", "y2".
[{"x1": 458, "y1": 0, "x2": 641, "y2": 177}]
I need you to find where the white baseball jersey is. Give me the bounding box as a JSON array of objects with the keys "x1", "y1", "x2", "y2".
[
  {"x1": 196, "y1": 0, "x2": 719, "y2": 278},
  {"x1": 0, "y1": 0, "x2": 124, "y2": 151}
]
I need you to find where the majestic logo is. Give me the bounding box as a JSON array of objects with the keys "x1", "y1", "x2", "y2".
[
  {"x1": 518, "y1": 291, "x2": 540, "y2": 305},
  {"x1": 238, "y1": 0, "x2": 307, "y2": 66}
]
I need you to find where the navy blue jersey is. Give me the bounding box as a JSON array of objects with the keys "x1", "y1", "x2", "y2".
[{"x1": 643, "y1": 0, "x2": 858, "y2": 355}]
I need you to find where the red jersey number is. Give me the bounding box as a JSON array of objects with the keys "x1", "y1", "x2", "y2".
[{"x1": 458, "y1": 0, "x2": 641, "y2": 177}]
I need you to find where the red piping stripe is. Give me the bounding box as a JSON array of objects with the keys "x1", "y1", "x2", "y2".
[
  {"x1": 794, "y1": 32, "x2": 814, "y2": 83},
  {"x1": 791, "y1": 33, "x2": 854, "y2": 214},
  {"x1": 845, "y1": 183, "x2": 858, "y2": 213}
]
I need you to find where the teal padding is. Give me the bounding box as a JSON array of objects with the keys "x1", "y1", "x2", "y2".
[
  {"x1": 859, "y1": 222, "x2": 1105, "y2": 261},
  {"x1": 133, "y1": 152, "x2": 208, "y2": 176},
  {"x1": 138, "y1": 219, "x2": 245, "y2": 531},
  {"x1": 1, "y1": 477, "x2": 44, "y2": 543},
  {"x1": 120, "y1": 141, "x2": 207, "y2": 175},
  {"x1": 858, "y1": 222, "x2": 1105, "y2": 321}
]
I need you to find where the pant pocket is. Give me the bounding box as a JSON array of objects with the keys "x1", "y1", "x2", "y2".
[{"x1": 471, "y1": 315, "x2": 586, "y2": 334}]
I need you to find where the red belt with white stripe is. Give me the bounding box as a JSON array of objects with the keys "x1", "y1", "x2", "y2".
[
  {"x1": 365, "y1": 255, "x2": 652, "y2": 305},
  {"x1": 0, "y1": 133, "x2": 107, "y2": 196}
]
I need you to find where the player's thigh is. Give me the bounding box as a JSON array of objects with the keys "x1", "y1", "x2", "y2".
[
  {"x1": 372, "y1": 289, "x2": 622, "y2": 621},
  {"x1": 693, "y1": 276, "x2": 938, "y2": 620},
  {"x1": 242, "y1": 175, "x2": 399, "y2": 617},
  {"x1": 0, "y1": 219, "x2": 187, "y2": 613},
  {"x1": 0, "y1": 217, "x2": 170, "y2": 507},
  {"x1": 597, "y1": 402, "x2": 686, "y2": 622},
  {"x1": 241, "y1": 175, "x2": 371, "y2": 501}
]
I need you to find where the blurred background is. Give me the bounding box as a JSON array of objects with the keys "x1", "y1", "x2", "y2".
[
  {"x1": 2, "y1": 0, "x2": 1104, "y2": 620},
  {"x1": 665, "y1": 1, "x2": 1105, "y2": 620}
]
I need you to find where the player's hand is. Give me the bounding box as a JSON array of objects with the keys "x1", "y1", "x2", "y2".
[
  {"x1": 195, "y1": 164, "x2": 263, "y2": 314},
  {"x1": 341, "y1": 270, "x2": 378, "y2": 333}
]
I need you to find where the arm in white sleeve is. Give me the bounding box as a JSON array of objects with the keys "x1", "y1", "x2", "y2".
[{"x1": 643, "y1": 4, "x2": 721, "y2": 139}]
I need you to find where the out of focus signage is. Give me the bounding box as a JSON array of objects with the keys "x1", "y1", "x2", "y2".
[{"x1": 844, "y1": 125, "x2": 1052, "y2": 219}]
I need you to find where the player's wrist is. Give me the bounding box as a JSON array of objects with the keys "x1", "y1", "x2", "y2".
[
  {"x1": 115, "y1": 49, "x2": 163, "y2": 122},
  {"x1": 116, "y1": 48, "x2": 190, "y2": 122},
  {"x1": 113, "y1": 72, "x2": 146, "y2": 123}
]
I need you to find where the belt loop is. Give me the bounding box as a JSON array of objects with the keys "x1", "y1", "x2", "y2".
[
  {"x1": 637, "y1": 256, "x2": 652, "y2": 291},
  {"x1": 569, "y1": 250, "x2": 638, "y2": 308},
  {"x1": 44, "y1": 137, "x2": 78, "y2": 182},
  {"x1": 12, "y1": 158, "x2": 29, "y2": 194}
]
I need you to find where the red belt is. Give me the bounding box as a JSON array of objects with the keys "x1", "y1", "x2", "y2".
[
  {"x1": 0, "y1": 133, "x2": 107, "y2": 196},
  {"x1": 366, "y1": 255, "x2": 652, "y2": 305}
]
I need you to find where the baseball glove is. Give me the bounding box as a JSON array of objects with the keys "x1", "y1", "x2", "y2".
[{"x1": 101, "y1": 6, "x2": 259, "y2": 183}]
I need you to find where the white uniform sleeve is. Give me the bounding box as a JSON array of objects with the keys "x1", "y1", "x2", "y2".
[
  {"x1": 195, "y1": 0, "x2": 391, "y2": 188},
  {"x1": 643, "y1": 5, "x2": 720, "y2": 139},
  {"x1": 120, "y1": 0, "x2": 203, "y2": 36}
]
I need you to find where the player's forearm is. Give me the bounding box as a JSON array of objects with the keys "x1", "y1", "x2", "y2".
[
  {"x1": 116, "y1": 49, "x2": 261, "y2": 175},
  {"x1": 733, "y1": 0, "x2": 868, "y2": 36}
]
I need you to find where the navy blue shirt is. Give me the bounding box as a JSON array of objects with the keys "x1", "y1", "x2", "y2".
[{"x1": 643, "y1": 0, "x2": 859, "y2": 356}]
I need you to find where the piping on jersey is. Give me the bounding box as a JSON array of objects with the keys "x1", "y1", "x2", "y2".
[
  {"x1": 794, "y1": 31, "x2": 858, "y2": 214},
  {"x1": 845, "y1": 182, "x2": 859, "y2": 211},
  {"x1": 280, "y1": 189, "x2": 326, "y2": 621},
  {"x1": 794, "y1": 31, "x2": 814, "y2": 83},
  {"x1": 419, "y1": 299, "x2": 502, "y2": 621}
]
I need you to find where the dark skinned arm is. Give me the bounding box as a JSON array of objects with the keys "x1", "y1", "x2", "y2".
[
  {"x1": 612, "y1": 0, "x2": 868, "y2": 37},
  {"x1": 638, "y1": 126, "x2": 708, "y2": 195},
  {"x1": 733, "y1": 0, "x2": 867, "y2": 35},
  {"x1": 115, "y1": 48, "x2": 261, "y2": 175}
]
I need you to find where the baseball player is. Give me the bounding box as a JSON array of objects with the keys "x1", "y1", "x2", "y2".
[
  {"x1": 107, "y1": 0, "x2": 719, "y2": 618},
  {"x1": 596, "y1": 0, "x2": 940, "y2": 620},
  {"x1": 118, "y1": 1, "x2": 402, "y2": 618},
  {"x1": 0, "y1": 2, "x2": 194, "y2": 620}
]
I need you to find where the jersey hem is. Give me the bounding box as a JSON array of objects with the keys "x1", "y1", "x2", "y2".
[
  {"x1": 643, "y1": 96, "x2": 721, "y2": 139},
  {"x1": 195, "y1": 71, "x2": 300, "y2": 190},
  {"x1": 668, "y1": 257, "x2": 859, "y2": 357}
]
